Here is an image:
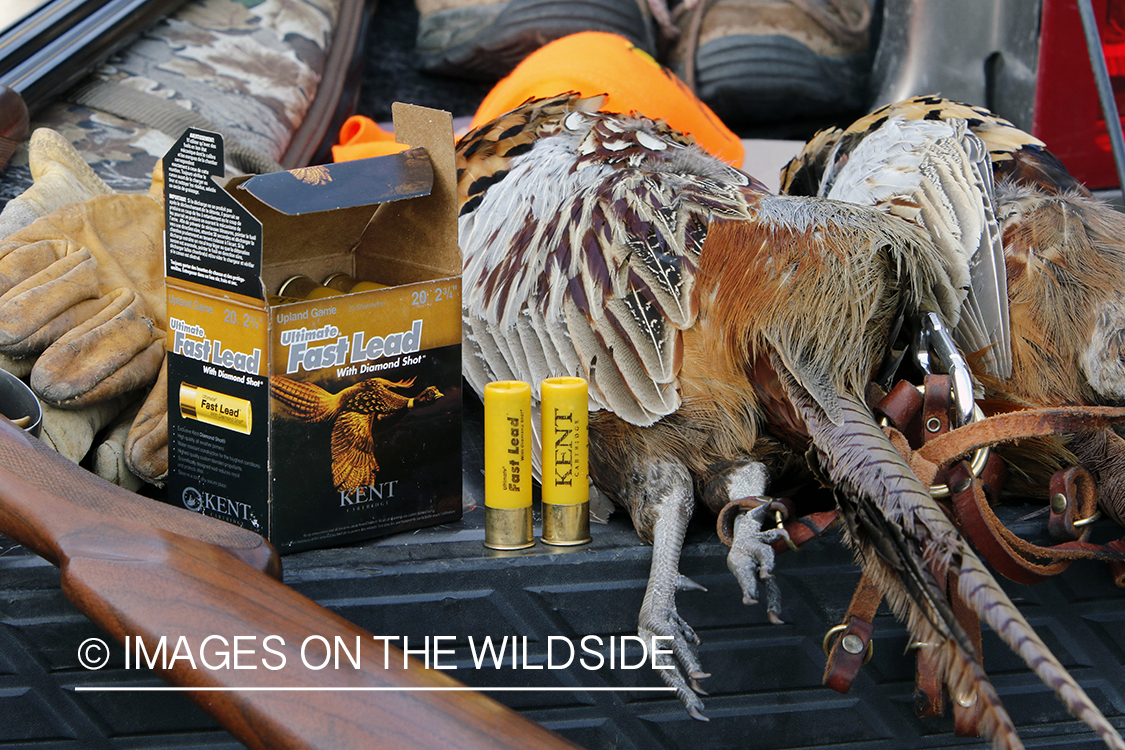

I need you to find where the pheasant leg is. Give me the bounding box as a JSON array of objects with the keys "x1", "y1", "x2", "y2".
[
  {"x1": 700, "y1": 460, "x2": 788, "y2": 620},
  {"x1": 635, "y1": 460, "x2": 709, "y2": 720},
  {"x1": 728, "y1": 507, "x2": 789, "y2": 624}
]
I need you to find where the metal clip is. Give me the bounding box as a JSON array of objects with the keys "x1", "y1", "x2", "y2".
[{"x1": 914, "y1": 312, "x2": 975, "y2": 428}]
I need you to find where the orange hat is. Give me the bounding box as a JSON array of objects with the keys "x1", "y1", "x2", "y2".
[
  {"x1": 471, "y1": 31, "x2": 743, "y2": 165},
  {"x1": 332, "y1": 115, "x2": 410, "y2": 162}
]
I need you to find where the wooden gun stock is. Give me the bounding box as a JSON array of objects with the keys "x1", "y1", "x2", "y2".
[{"x1": 0, "y1": 417, "x2": 580, "y2": 750}]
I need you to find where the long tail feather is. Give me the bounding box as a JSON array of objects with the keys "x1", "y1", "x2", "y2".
[
  {"x1": 775, "y1": 359, "x2": 1123, "y2": 750},
  {"x1": 956, "y1": 550, "x2": 1125, "y2": 750}
]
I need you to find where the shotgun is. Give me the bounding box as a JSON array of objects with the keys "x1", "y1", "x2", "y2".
[{"x1": 0, "y1": 415, "x2": 581, "y2": 750}]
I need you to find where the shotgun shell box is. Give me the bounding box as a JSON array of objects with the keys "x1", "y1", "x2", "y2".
[{"x1": 161, "y1": 104, "x2": 462, "y2": 553}]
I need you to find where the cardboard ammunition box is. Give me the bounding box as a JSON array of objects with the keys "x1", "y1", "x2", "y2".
[{"x1": 161, "y1": 105, "x2": 462, "y2": 553}]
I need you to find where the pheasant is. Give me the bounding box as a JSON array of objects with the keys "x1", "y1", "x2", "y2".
[
  {"x1": 781, "y1": 95, "x2": 1125, "y2": 526},
  {"x1": 457, "y1": 93, "x2": 1125, "y2": 748},
  {"x1": 269, "y1": 375, "x2": 443, "y2": 491}
]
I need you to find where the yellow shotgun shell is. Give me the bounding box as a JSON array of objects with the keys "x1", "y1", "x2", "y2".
[
  {"x1": 278, "y1": 274, "x2": 343, "y2": 300},
  {"x1": 540, "y1": 377, "x2": 590, "y2": 545},
  {"x1": 484, "y1": 380, "x2": 533, "y2": 549},
  {"x1": 323, "y1": 272, "x2": 387, "y2": 293},
  {"x1": 179, "y1": 383, "x2": 253, "y2": 434}
]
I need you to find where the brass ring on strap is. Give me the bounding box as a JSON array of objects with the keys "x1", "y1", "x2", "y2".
[
  {"x1": 821, "y1": 624, "x2": 873, "y2": 664},
  {"x1": 881, "y1": 384, "x2": 990, "y2": 499},
  {"x1": 776, "y1": 509, "x2": 799, "y2": 552},
  {"x1": 1073, "y1": 510, "x2": 1102, "y2": 528},
  {"x1": 930, "y1": 412, "x2": 990, "y2": 499}
]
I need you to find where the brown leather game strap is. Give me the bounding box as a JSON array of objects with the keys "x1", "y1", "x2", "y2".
[
  {"x1": 821, "y1": 571, "x2": 882, "y2": 694},
  {"x1": 822, "y1": 379, "x2": 1125, "y2": 705},
  {"x1": 715, "y1": 496, "x2": 838, "y2": 552},
  {"x1": 916, "y1": 404, "x2": 1125, "y2": 470},
  {"x1": 948, "y1": 461, "x2": 1121, "y2": 586},
  {"x1": 880, "y1": 380, "x2": 1125, "y2": 585}
]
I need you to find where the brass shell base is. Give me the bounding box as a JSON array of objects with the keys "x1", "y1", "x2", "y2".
[
  {"x1": 484, "y1": 506, "x2": 534, "y2": 550},
  {"x1": 541, "y1": 502, "x2": 591, "y2": 546}
]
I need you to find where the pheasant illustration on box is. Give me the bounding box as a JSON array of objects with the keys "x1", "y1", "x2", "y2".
[{"x1": 270, "y1": 375, "x2": 444, "y2": 491}]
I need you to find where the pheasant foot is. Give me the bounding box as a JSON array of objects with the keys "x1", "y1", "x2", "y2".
[
  {"x1": 728, "y1": 506, "x2": 789, "y2": 624},
  {"x1": 635, "y1": 460, "x2": 709, "y2": 719}
]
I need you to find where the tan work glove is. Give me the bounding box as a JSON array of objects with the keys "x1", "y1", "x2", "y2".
[
  {"x1": 0, "y1": 128, "x2": 113, "y2": 240},
  {"x1": 0, "y1": 177, "x2": 165, "y2": 408},
  {"x1": 124, "y1": 357, "x2": 169, "y2": 484}
]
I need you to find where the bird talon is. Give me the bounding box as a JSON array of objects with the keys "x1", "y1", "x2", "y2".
[
  {"x1": 687, "y1": 705, "x2": 710, "y2": 722},
  {"x1": 677, "y1": 574, "x2": 708, "y2": 593}
]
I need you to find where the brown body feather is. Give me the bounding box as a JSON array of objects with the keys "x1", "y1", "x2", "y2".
[{"x1": 781, "y1": 95, "x2": 1125, "y2": 526}]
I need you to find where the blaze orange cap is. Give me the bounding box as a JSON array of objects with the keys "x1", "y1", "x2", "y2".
[
  {"x1": 471, "y1": 31, "x2": 743, "y2": 165},
  {"x1": 332, "y1": 115, "x2": 410, "y2": 162},
  {"x1": 333, "y1": 32, "x2": 743, "y2": 166}
]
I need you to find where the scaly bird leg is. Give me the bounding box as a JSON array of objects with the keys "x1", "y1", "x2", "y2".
[
  {"x1": 703, "y1": 459, "x2": 789, "y2": 623},
  {"x1": 635, "y1": 460, "x2": 709, "y2": 720},
  {"x1": 728, "y1": 507, "x2": 788, "y2": 624}
]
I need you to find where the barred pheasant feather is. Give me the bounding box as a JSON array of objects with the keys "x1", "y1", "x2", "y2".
[
  {"x1": 457, "y1": 93, "x2": 1125, "y2": 748},
  {"x1": 780, "y1": 95, "x2": 1089, "y2": 198},
  {"x1": 269, "y1": 375, "x2": 442, "y2": 490},
  {"x1": 783, "y1": 95, "x2": 1125, "y2": 524}
]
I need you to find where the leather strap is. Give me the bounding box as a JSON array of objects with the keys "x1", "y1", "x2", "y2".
[
  {"x1": 876, "y1": 379, "x2": 924, "y2": 446},
  {"x1": 716, "y1": 496, "x2": 838, "y2": 553},
  {"x1": 822, "y1": 570, "x2": 882, "y2": 694},
  {"x1": 949, "y1": 571, "x2": 984, "y2": 736},
  {"x1": 916, "y1": 404, "x2": 1125, "y2": 469},
  {"x1": 1048, "y1": 466, "x2": 1098, "y2": 542},
  {"x1": 912, "y1": 379, "x2": 982, "y2": 724}
]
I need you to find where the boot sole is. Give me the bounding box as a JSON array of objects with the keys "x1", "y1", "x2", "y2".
[
  {"x1": 684, "y1": 34, "x2": 869, "y2": 124},
  {"x1": 417, "y1": 0, "x2": 656, "y2": 81}
]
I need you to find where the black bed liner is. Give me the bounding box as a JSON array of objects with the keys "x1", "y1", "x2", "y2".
[{"x1": 0, "y1": 390, "x2": 1122, "y2": 750}]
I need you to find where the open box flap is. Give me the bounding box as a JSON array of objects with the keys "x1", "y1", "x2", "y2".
[
  {"x1": 357, "y1": 104, "x2": 460, "y2": 285},
  {"x1": 235, "y1": 147, "x2": 433, "y2": 215}
]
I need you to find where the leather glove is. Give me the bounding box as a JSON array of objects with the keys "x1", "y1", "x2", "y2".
[
  {"x1": 124, "y1": 358, "x2": 169, "y2": 485},
  {"x1": 0, "y1": 127, "x2": 113, "y2": 240},
  {"x1": 0, "y1": 184, "x2": 165, "y2": 408}
]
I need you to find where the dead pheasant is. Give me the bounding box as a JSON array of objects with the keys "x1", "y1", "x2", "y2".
[
  {"x1": 269, "y1": 375, "x2": 443, "y2": 491},
  {"x1": 782, "y1": 95, "x2": 1125, "y2": 526},
  {"x1": 457, "y1": 93, "x2": 1125, "y2": 749}
]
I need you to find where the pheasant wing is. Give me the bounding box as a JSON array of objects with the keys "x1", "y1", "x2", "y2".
[
  {"x1": 329, "y1": 411, "x2": 377, "y2": 491},
  {"x1": 459, "y1": 95, "x2": 759, "y2": 426},
  {"x1": 817, "y1": 115, "x2": 1012, "y2": 378},
  {"x1": 269, "y1": 376, "x2": 339, "y2": 422}
]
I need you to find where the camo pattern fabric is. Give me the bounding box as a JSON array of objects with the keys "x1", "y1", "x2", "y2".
[{"x1": 0, "y1": 0, "x2": 341, "y2": 207}]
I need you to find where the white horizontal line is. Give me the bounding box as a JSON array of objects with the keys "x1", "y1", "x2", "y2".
[{"x1": 74, "y1": 686, "x2": 675, "y2": 693}]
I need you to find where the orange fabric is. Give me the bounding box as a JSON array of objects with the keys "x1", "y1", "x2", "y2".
[
  {"x1": 472, "y1": 32, "x2": 744, "y2": 165},
  {"x1": 333, "y1": 32, "x2": 743, "y2": 166},
  {"x1": 332, "y1": 115, "x2": 410, "y2": 162}
]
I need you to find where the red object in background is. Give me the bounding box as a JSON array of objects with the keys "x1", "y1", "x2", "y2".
[{"x1": 1034, "y1": 0, "x2": 1125, "y2": 189}]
